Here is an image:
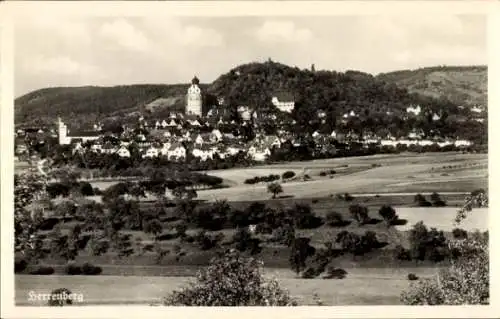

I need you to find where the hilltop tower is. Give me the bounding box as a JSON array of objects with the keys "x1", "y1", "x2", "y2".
[{"x1": 186, "y1": 76, "x2": 202, "y2": 116}]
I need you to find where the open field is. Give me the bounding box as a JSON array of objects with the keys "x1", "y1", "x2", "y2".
[
  {"x1": 15, "y1": 267, "x2": 439, "y2": 306},
  {"x1": 195, "y1": 153, "x2": 487, "y2": 202}
]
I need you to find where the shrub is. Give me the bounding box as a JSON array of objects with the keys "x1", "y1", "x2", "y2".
[
  {"x1": 81, "y1": 263, "x2": 102, "y2": 275},
  {"x1": 164, "y1": 250, "x2": 296, "y2": 306},
  {"x1": 394, "y1": 245, "x2": 412, "y2": 261},
  {"x1": 452, "y1": 228, "x2": 468, "y2": 239},
  {"x1": 282, "y1": 171, "x2": 295, "y2": 179},
  {"x1": 47, "y1": 288, "x2": 74, "y2": 306},
  {"x1": 289, "y1": 237, "x2": 316, "y2": 275},
  {"x1": 15, "y1": 257, "x2": 28, "y2": 273},
  {"x1": 301, "y1": 267, "x2": 319, "y2": 279},
  {"x1": 272, "y1": 225, "x2": 295, "y2": 246},
  {"x1": 267, "y1": 182, "x2": 283, "y2": 199},
  {"x1": 326, "y1": 211, "x2": 347, "y2": 227},
  {"x1": 324, "y1": 266, "x2": 347, "y2": 279},
  {"x1": 29, "y1": 266, "x2": 55, "y2": 275},
  {"x1": 378, "y1": 205, "x2": 398, "y2": 225},
  {"x1": 432, "y1": 199, "x2": 447, "y2": 207},
  {"x1": 348, "y1": 204, "x2": 369, "y2": 225},
  {"x1": 79, "y1": 182, "x2": 94, "y2": 196},
  {"x1": 319, "y1": 172, "x2": 327, "y2": 177},
  {"x1": 407, "y1": 273, "x2": 419, "y2": 281},
  {"x1": 232, "y1": 228, "x2": 262, "y2": 255},
  {"x1": 65, "y1": 263, "x2": 82, "y2": 275},
  {"x1": 344, "y1": 193, "x2": 354, "y2": 201},
  {"x1": 195, "y1": 231, "x2": 224, "y2": 251}
]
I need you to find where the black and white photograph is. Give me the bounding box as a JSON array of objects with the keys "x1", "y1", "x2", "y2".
[{"x1": 1, "y1": 1, "x2": 497, "y2": 317}]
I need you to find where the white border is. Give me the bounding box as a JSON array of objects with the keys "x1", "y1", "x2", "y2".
[{"x1": 1, "y1": 1, "x2": 499, "y2": 318}]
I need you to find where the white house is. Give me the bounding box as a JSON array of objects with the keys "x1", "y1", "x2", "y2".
[
  {"x1": 406, "y1": 105, "x2": 422, "y2": 115},
  {"x1": 211, "y1": 129, "x2": 223, "y2": 142},
  {"x1": 143, "y1": 146, "x2": 159, "y2": 158},
  {"x1": 117, "y1": 146, "x2": 131, "y2": 158},
  {"x1": 271, "y1": 92, "x2": 295, "y2": 113},
  {"x1": 167, "y1": 143, "x2": 186, "y2": 160},
  {"x1": 455, "y1": 140, "x2": 472, "y2": 147},
  {"x1": 192, "y1": 145, "x2": 214, "y2": 161},
  {"x1": 471, "y1": 106, "x2": 483, "y2": 113},
  {"x1": 91, "y1": 143, "x2": 102, "y2": 152},
  {"x1": 248, "y1": 146, "x2": 271, "y2": 161},
  {"x1": 189, "y1": 119, "x2": 202, "y2": 127}
]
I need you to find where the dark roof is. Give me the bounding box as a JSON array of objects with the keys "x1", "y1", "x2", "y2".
[
  {"x1": 67, "y1": 130, "x2": 101, "y2": 137},
  {"x1": 272, "y1": 91, "x2": 295, "y2": 102},
  {"x1": 192, "y1": 76, "x2": 200, "y2": 85}
]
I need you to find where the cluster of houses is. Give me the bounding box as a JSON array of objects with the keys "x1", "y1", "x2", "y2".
[
  {"x1": 60, "y1": 111, "x2": 474, "y2": 163},
  {"x1": 14, "y1": 104, "x2": 478, "y2": 162}
]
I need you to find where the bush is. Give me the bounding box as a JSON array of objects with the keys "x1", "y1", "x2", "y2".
[
  {"x1": 452, "y1": 228, "x2": 468, "y2": 239},
  {"x1": 65, "y1": 263, "x2": 82, "y2": 275},
  {"x1": 79, "y1": 182, "x2": 94, "y2": 196},
  {"x1": 29, "y1": 265, "x2": 55, "y2": 275},
  {"x1": 301, "y1": 267, "x2": 320, "y2": 279},
  {"x1": 319, "y1": 172, "x2": 327, "y2": 177},
  {"x1": 394, "y1": 245, "x2": 412, "y2": 261},
  {"x1": 164, "y1": 249, "x2": 296, "y2": 306},
  {"x1": 15, "y1": 257, "x2": 28, "y2": 273},
  {"x1": 407, "y1": 273, "x2": 419, "y2": 281},
  {"x1": 378, "y1": 205, "x2": 398, "y2": 225},
  {"x1": 344, "y1": 193, "x2": 354, "y2": 201},
  {"x1": 47, "y1": 288, "x2": 74, "y2": 306},
  {"x1": 81, "y1": 262, "x2": 102, "y2": 275},
  {"x1": 282, "y1": 171, "x2": 295, "y2": 179},
  {"x1": 326, "y1": 211, "x2": 349, "y2": 227},
  {"x1": 324, "y1": 267, "x2": 347, "y2": 279}
]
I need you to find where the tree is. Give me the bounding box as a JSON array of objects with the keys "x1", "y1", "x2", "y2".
[
  {"x1": 143, "y1": 219, "x2": 163, "y2": 239},
  {"x1": 164, "y1": 249, "x2": 296, "y2": 306},
  {"x1": 401, "y1": 192, "x2": 489, "y2": 305},
  {"x1": 232, "y1": 228, "x2": 262, "y2": 255},
  {"x1": 289, "y1": 237, "x2": 316, "y2": 275},
  {"x1": 172, "y1": 186, "x2": 197, "y2": 200},
  {"x1": 267, "y1": 182, "x2": 283, "y2": 199},
  {"x1": 348, "y1": 204, "x2": 369, "y2": 225},
  {"x1": 408, "y1": 221, "x2": 429, "y2": 263},
  {"x1": 378, "y1": 205, "x2": 397, "y2": 226}
]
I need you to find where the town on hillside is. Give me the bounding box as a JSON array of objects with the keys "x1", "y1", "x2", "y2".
[{"x1": 14, "y1": 74, "x2": 486, "y2": 167}]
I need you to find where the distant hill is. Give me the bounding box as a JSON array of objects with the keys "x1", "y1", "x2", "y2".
[
  {"x1": 15, "y1": 62, "x2": 484, "y2": 126},
  {"x1": 377, "y1": 65, "x2": 487, "y2": 107},
  {"x1": 14, "y1": 84, "x2": 197, "y2": 125}
]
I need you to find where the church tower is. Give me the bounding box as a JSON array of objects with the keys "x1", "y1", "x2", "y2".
[
  {"x1": 57, "y1": 117, "x2": 70, "y2": 145},
  {"x1": 186, "y1": 76, "x2": 202, "y2": 116}
]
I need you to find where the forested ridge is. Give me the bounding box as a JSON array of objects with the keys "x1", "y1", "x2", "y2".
[{"x1": 15, "y1": 61, "x2": 486, "y2": 130}]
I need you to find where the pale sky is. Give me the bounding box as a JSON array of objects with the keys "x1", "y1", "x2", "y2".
[{"x1": 14, "y1": 15, "x2": 486, "y2": 97}]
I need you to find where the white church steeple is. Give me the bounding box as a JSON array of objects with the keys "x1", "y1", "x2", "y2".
[{"x1": 186, "y1": 76, "x2": 202, "y2": 116}]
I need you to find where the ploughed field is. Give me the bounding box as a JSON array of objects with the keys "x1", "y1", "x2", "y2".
[
  {"x1": 16, "y1": 267, "x2": 440, "y2": 306},
  {"x1": 196, "y1": 152, "x2": 487, "y2": 201}
]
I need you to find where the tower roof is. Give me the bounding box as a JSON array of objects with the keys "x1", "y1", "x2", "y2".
[{"x1": 191, "y1": 76, "x2": 200, "y2": 85}]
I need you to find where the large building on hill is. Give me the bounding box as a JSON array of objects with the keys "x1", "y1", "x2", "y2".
[
  {"x1": 271, "y1": 92, "x2": 295, "y2": 113},
  {"x1": 186, "y1": 76, "x2": 203, "y2": 116},
  {"x1": 57, "y1": 117, "x2": 100, "y2": 145}
]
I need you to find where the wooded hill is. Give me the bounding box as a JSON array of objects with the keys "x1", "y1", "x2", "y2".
[
  {"x1": 376, "y1": 65, "x2": 487, "y2": 107},
  {"x1": 15, "y1": 61, "x2": 486, "y2": 127}
]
